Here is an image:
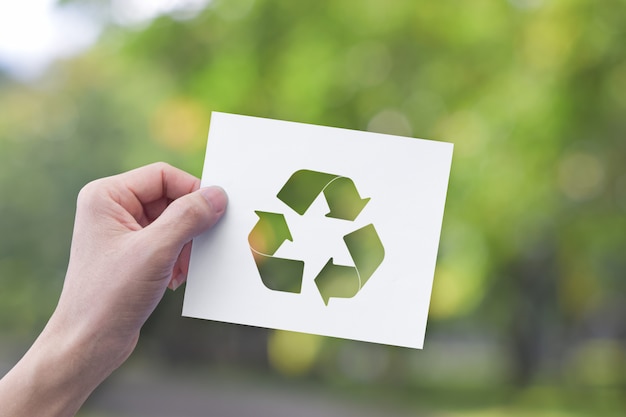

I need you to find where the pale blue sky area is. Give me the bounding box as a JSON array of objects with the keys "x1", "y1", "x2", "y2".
[{"x1": 0, "y1": 0, "x2": 211, "y2": 80}]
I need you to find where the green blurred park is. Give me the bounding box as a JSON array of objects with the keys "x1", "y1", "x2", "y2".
[{"x1": 1, "y1": 0, "x2": 625, "y2": 415}]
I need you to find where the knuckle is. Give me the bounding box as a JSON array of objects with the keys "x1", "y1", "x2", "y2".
[
  {"x1": 150, "y1": 161, "x2": 173, "y2": 172},
  {"x1": 169, "y1": 193, "x2": 214, "y2": 231},
  {"x1": 177, "y1": 196, "x2": 205, "y2": 221},
  {"x1": 76, "y1": 178, "x2": 105, "y2": 207}
]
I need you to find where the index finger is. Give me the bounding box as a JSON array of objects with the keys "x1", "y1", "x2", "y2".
[
  {"x1": 103, "y1": 163, "x2": 200, "y2": 226},
  {"x1": 119, "y1": 162, "x2": 201, "y2": 204}
]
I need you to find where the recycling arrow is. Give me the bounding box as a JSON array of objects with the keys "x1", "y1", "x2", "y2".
[
  {"x1": 248, "y1": 211, "x2": 292, "y2": 255},
  {"x1": 248, "y1": 169, "x2": 385, "y2": 305},
  {"x1": 277, "y1": 169, "x2": 370, "y2": 221},
  {"x1": 315, "y1": 224, "x2": 385, "y2": 305},
  {"x1": 248, "y1": 211, "x2": 304, "y2": 293}
]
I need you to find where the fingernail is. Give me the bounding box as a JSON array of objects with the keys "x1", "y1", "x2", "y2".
[
  {"x1": 169, "y1": 275, "x2": 185, "y2": 291},
  {"x1": 200, "y1": 186, "x2": 228, "y2": 215}
]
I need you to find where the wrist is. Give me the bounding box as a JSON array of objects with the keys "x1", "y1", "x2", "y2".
[
  {"x1": 44, "y1": 307, "x2": 138, "y2": 381},
  {"x1": 0, "y1": 313, "x2": 136, "y2": 417}
]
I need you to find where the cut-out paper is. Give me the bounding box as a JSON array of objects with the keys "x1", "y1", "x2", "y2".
[
  {"x1": 249, "y1": 169, "x2": 385, "y2": 305},
  {"x1": 183, "y1": 112, "x2": 453, "y2": 349}
]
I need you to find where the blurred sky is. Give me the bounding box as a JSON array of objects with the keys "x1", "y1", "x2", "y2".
[{"x1": 0, "y1": 0, "x2": 211, "y2": 80}]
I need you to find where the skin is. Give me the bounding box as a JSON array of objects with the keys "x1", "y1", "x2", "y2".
[{"x1": 0, "y1": 162, "x2": 227, "y2": 417}]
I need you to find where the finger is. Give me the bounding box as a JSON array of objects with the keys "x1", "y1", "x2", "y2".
[
  {"x1": 144, "y1": 186, "x2": 228, "y2": 256},
  {"x1": 142, "y1": 198, "x2": 172, "y2": 226},
  {"x1": 119, "y1": 162, "x2": 200, "y2": 205},
  {"x1": 90, "y1": 162, "x2": 200, "y2": 226},
  {"x1": 168, "y1": 263, "x2": 185, "y2": 291},
  {"x1": 168, "y1": 241, "x2": 192, "y2": 291},
  {"x1": 178, "y1": 240, "x2": 193, "y2": 278}
]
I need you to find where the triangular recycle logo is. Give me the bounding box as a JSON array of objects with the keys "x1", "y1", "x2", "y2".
[{"x1": 248, "y1": 169, "x2": 385, "y2": 305}]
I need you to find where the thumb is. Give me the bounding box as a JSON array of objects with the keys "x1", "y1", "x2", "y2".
[{"x1": 145, "y1": 186, "x2": 228, "y2": 254}]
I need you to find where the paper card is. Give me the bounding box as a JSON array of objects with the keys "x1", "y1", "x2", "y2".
[{"x1": 183, "y1": 112, "x2": 453, "y2": 349}]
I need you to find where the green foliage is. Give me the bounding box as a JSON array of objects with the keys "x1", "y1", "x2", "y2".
[{"x1": 1, "y1": 0, "x2": 625, "y2": 399}]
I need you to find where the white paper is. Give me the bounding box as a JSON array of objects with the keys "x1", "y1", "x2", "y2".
[{"x1": 183, "y1": 112, "x2": 453, "y2": 349}]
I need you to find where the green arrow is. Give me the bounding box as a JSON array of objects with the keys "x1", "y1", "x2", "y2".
[
  {"x1": 314, "y1": 259, "x2": 360, "y2": 305},
  {"x1": 344, "y1": 223, "x2": 385, "y2": 287},
  {"x1": 277, "y1": 169, "x2": 370, "y2": 220},
  {"x1": 252, "y1": 252, "x2": 304, "y2": 293},
  {"x1": 248, "y1": 211, "x2": 304, "y2": 293},
  {"x1": 324, "y1": 176, "x2": 370, "y2": 221},
  {"x1": 314, "y1": 224, "x2": 385, "y2": 304},
  {"x1": 248, "y1": 211, "x2": 292, "y2": 255},
  {"x1": 252, "y1": 170, "x2": 383, "y2": 303},
  {"x1": 277, "y1": 169, "x2": 337, "y2": 215}
]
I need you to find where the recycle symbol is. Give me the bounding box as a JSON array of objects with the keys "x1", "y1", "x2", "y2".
[{"x1": 248, "y1": 169, "x2": 385, "y2": 305}]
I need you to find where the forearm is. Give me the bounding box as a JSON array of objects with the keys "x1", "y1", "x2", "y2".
[
  {"x1": 0, "y1": 313, "x2": 134, "y2": 417},
  {"x1": 0, "y1": 164, "x2": 227, "y2": 416}
]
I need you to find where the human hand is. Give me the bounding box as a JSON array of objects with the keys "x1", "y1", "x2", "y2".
[
  {"x1": 0, "y1": 162, "x2": 227, "y2": 417},
  {"x1": 57, "y1": 162, "x2": 227, "y2": 362}
]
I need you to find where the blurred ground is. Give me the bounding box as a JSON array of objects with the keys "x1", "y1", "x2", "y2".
[
  {"x1": 81, "y1": 359, "x2": 419, "y2": 417},
  {"x1": 78, "y1": 357, "x2": 626, "y2": 417},
  {"x1": 2, "y1": 1, "x2": 626, "y2": 415},
  {"x1": 2, "y1": 337, "x2": 625, "y2": 417}
]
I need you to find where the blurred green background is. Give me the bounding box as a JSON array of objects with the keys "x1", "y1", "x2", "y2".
[{"x1": 1, "y1": 0, "x2": 625, "y2": 416}]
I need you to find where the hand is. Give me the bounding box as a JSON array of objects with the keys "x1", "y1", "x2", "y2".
[
  {"x1": 0, "y1": 162, "x2": 227, "y2": 417},
  {"x1": 58, "y1": 162, "x2": 227, "y2": 355}
]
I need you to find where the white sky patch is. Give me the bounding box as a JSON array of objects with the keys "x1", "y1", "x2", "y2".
[
  {"x1": 111, "y1": 0, "x2": 212, "y2": 26},
  {"x1": 0, "y1": 0, "x2": 213, "y2": 81},
  {"x1": 0, "y1": 0, "x2": 100, "y2": 80}
]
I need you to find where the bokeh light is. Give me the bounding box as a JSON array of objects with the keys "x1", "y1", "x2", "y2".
[{"x1": 1, "y1": 1, "x2": 625, "y2": 415}]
